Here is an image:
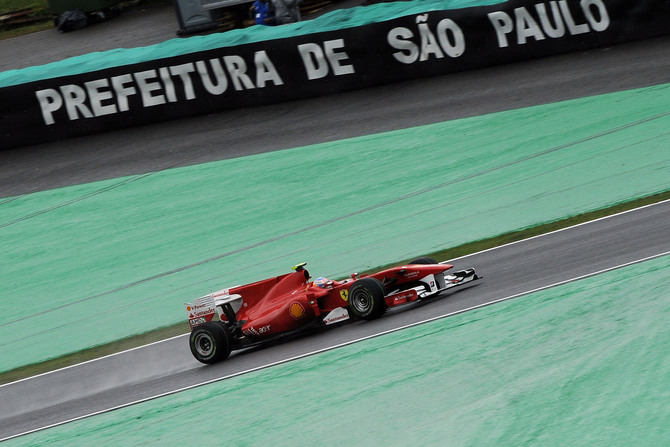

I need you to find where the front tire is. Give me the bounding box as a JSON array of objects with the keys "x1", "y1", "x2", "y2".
[
  {"x1": 189, "y1": 322, "x2": 232, "y2": 364},
  {"x1": 348, "y1": 277, "x2": 386, "y2": 320}
]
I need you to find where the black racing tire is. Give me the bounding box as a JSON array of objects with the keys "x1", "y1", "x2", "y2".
[
  {"x1": 189, "y1": 322, "x2": 232, "y2": 364},
  {"x1": 408, "y1": 257, "x2": 438, "y2": 265},
  {"x1": 348, "y1": 277, "x2": 387, "y2": 320}
]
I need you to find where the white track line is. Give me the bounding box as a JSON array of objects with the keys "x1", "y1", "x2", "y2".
[
  {"x1": 444, "y1": 197, "x2": 670, "y2": 263},
  {"x1": 0, "y1": 333, "x2": 188, "y2": 390},
  {"x1": 2, "y1": 199, "x2": 669, "y2": 442},
  {"x1": 3, "y1": 248, "x2": 669, "y2": 443},
  {"x1": 4, "y1": 198, "x2": 669, "y2": 389}
]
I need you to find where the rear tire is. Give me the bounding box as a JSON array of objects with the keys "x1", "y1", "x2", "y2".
[
  {"x1": 189, "y1": 322, "x2": 232, "y2": 364},
  {"x1": 348, "y1": 277, "x2": 386, "y2": 320},
  {"x1": 408, "y1": 257, "x2": 438, "y2": 265}
]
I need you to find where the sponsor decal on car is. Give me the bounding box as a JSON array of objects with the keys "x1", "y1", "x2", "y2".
[
  {"x1": 211, "y1": 289, "x2": 232, "y2": 298},
  {"x1": 184, "y1": 296, "x2": 216, "y2": 319},
  {"x1": 189, "y1": 317, "x2": 207, "y2": 326},
  {"x1": 185, "y1": 296, "x2": 217, "y2": 328},
  {"x1": 393, "y1": 292, "x2": 415, "y2": 304},
  {"x1": 244, "y1": 325, "x2": 270, "y2": 336},
  {"x1": 324, "y1": 307, "x2": 350, "y2": 325},
  {"x1": 289, "y1": 302, "x2": 305, "y2": 319},
  {"x1": 387, "y1": 289, "x2": 419, "y2": 306}
]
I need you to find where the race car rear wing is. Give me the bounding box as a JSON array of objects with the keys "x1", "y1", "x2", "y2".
[{"x1": 185, "y1": 287, "x2": 242, "y2": 329}]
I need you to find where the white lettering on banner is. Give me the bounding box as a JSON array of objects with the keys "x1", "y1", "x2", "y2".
[
  {"x1": 35, "y1": 89, "x2": 62, "y2": 125},
  {"x1": 61, "y1": 84, "x2": 93, "y2": 120},
  {"x1": 158, "y1": 67, "x2": 176, "y2": 102},
  {"x1": 111, "y1": 74, "x2": 136, "y2": 112},
  {"x1": 170, "y1": 63, "x2": 197, "y2": 99},
  {"x1": 387, "y1": 14, "x2": 465, "y2": 64},
  {"x1": 255, "y1": 51, "x2": 283, "y2": 87},
  {"x1": 85, "y1": 78, "x2": 117, "y2": 116},
  {"x1": 196, "y1": 59, "x2": 228, "y2": 95},
  {"x1": 224, "y1": 55, "x2": 255, "y2": 90},
  {"x1": 134, "y1": 69, "x2": 166, "y2": 106},
  {"x1": 35, "y1": 50, "x2": 284, "y2": 125},
  {"x1": 488, "y1": 0, "x2": 610, "y2": 48},
  {"x1": 297, "y1": 39, "x2": 355, "y2": 80}
]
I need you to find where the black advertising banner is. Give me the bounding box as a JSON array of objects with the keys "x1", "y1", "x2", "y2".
[{"x1": 2, "y1": 0, "x2": 670, "y2": 150}]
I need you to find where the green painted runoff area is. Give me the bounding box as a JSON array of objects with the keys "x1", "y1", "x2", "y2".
[
  {"x1": 1, "y1": 83, "x2": 670, "y2": 373},
  {"x1": 6, "y1": 254, "x2": 669, "y2": 446},
  {"x1": 0, "y1": 0, "x2": 505, "y2": 87}
]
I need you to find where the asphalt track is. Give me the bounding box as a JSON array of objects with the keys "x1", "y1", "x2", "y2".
[
  {"x1": 2, "y1": 200, "x2": 669, "y2": 440},
  {"x1": 1, "y1": 26, "x2": 670, "y2": 443}
]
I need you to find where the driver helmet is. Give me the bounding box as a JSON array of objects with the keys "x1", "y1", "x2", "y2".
[{"x1": 314, "y1": 277, "x2": 331, "y2": 288}]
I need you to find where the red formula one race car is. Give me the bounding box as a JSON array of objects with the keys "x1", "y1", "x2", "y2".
[{"x1": 185, "y1": 257, "x2": 479, "y2": 364}]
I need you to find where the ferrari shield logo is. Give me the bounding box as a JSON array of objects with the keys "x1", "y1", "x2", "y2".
[{"x1": 340, "y1": 290, "x2": 348, "y2": 301}]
